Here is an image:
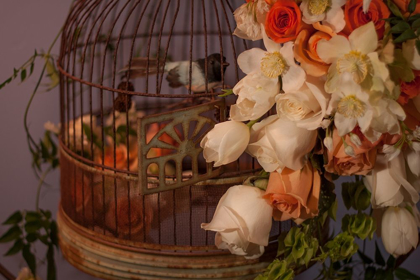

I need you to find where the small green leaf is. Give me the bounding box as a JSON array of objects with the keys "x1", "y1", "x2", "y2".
[
  {"x1": 358, "y1": 250, "x2": 373, "y2": 264},
  {"x1": 0, "y1": 226, "x2": 22, "y2": 243},
  {"x1": 22, "y1": 245, "x2": 36, "y2": 275},
  {"x1": 412, "y1": 18, "x2": 420, "y2": 29},
  {"x1": 387, "y1": 0, "x2": 404, "y2": 18},
  {"x1": 394, "y1": 29, "x2": 417, "y2": 43},
  {"x1": 387, "y1": 255, "x2": 396, "y2": 269},
  {"x1": 0, "y1": 77, "x2": 13, "y2": 90},
  {"x1": 25, "y1": 221, "x2": 42, "y2": 233},
  {"x1": 408, "y1": 0, "x2": 417, "y2": 13},
  {"x1": 30, "y1": 62, "x2": 35, "y2": 75},
  {"x1": 3, "y1": 211, "x2": 23, "y2": 225},
  {"x1": 26, "y1": 233, "x2": 38, "y2": 243},
  {"x1": 218, "y1": 88, "x2": 233, "y2": 97},
  {"x1": 375, "y1": 242, "x2": 386, "y2": 266},
  {"x1": 395, "y1": 268, "x2": 420, "y2": 280},
  {"x1": 391, "y1": 21, "x2": 411, "y2": 34},
  {"x1": 365, "y1": 266, "x2": 376, "y2": 280},
  {"x1": 20, "y1": 69, "x2": 27, "y2": 82},
  {"x1": 50, "y1": 221, "x2": 58, "y2": 247},
  {"x1": 328, "y1": 199, "x2": 338, "y2": 221},
  {"x1": 4, "y1": 239, "x2": 24, "y2": 256},
  {"x1": 25, "y1": 212, "x2": 42, "y2": 222}
]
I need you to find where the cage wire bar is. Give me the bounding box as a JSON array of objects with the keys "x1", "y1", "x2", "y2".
[{"x1": 56, "y1": 0, "x2": 289, "y2": 278}]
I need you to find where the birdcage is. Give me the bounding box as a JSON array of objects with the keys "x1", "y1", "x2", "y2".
[{"x1": 56, "y1": 0, "x2": 292, "y2": 278}]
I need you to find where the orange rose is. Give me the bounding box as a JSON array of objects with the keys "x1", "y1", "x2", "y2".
[
  {"x1": 325, "y1": 127, "x2": 379, "y2": 176},
  {"x1": 294, "y1": 27, "x2": 332, "y2": 77},
  {"x1": 265, "y1": 0, "x2": 303, "y2": 43},
  {"x1": 398, "y1": 70, "x2": 420, "y2": 105},
  {"x1": 146, "y1": 123, "x2": 179, "y2": 158},
  {"x1": 263, "y1": 162, "x2": 320, "y2": 223},
  {"x1": 101, "y1": 144, "x2": 138, "y2": 171},
  {"x1": 343, "y1": 0, "x2": 390, "y2": 39},
  {"x1": 392, "y1": 0, "x2": 420, "y2": 16}
]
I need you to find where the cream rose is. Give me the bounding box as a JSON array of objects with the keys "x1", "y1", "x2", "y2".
[
  {"x1": 200, "y1": 121, "x2": 250, "y2": 167},
  {"x1": 233, "y1": 1, "x2": 270, "y2": 41},
  {"x1": 275, "y1": 79, "x2": 329, "y2": 130},
  {"x1": 364, "y1": 153, "x2": 419, "y2": 208},
  {"x1": 230, "y1": 72, "x2": 279, "y2": 121},
  {"x1": 381, "y1": 206, "x2": 419, "y2": 257},
  {"x1": 201, "y1": 185, "x2": 273, "y2": 259},
  {"x1": 247, "y1": 115, "x2": 317, "y2": 172}
]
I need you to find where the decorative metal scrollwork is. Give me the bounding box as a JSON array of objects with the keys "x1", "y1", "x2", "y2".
[{"x1": 137, "y1": 99, "x2": 226, "y2": 194}]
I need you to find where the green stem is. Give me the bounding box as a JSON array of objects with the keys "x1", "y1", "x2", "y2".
[
  {"x1": 35, "y1": 166, "x2": 53, "y2": 212},
  {"x1": 247, "y1": 119, "x2": 260, "y2": 128}
]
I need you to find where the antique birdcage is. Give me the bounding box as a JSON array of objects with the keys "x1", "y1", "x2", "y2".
[{"x1": 56, "y1": 0, "x2": 291, "y2": 278}]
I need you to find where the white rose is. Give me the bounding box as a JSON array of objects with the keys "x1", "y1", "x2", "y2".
[
  {"x1": 233, "y1": 1, "x2": 269, "y2": 41},
  {"x1": 381, "y1": 206, "x2": 419, "y2": 257},
  {"x1": 64, "y1": 114, "x2": 100, "y2": 152},
  {"x1": 403, "y1": 39, "x2": 420, "y2": 70},
  {"x1": 200, "y1": 121, "x2": 250, "y2": 167},
  {"x1": 201, "y1": 185, "x2": 273, "y2": 259},
  {"x1": 364, "y1": 153, "x2": 419, "y2": 208},
  {"x1": 247, "y1": 115, "x2": 317, "y2": 172},
  {"x1": 276, "y1": 79, "x2": 329, "y2": 130},
  {"x1": 230, "y1": 72, "x2": 279, "y2": 121}
]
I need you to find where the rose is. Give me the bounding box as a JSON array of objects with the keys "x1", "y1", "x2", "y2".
[
  {"x1": 294, "y1": 27, "x2": 331, "y2": 77},
  {"x1": 263, "y1": 162, "x2": 320, "y2": 223},
  {"x1": 230, "y1": 72, "x2": 279, "y2": 121},
  {"x1": 201, "y1": 185, "x2": 273, "y2": 259},
  {"x1": 381, "y1": 206, "x2": 419, "y2": 256},
  {"x1": 201, "y1": 121, "x2": 250, "y2": 167},
  {"x1": 101, "y1": 144, "x2": 138, "y2": 171},
  {"x1": 398, "y1": 70, "x2": 420, "y2": 105},
  {"x1": 234, "y1": 0, "x2": 270, "y2": 40},
  {"x1": 325, "y1": 127, "x2": 379, "y2": 176},
  {"x1": 265, "y1": 0, "x2": 303, "y2": 43},
  {"x1": 247, "y1": 115, "x2": 317, "y2": 172},
  {"x1": 342, "y1": 0, "x2": 390, "y2": 39},
  {"x1": 392, "y1": 0, "x2": 420, "y2": 15},
  {"x1": 403, "y1": 39, "x2": 420, "y2": 71},
  {"x1": 364, "y1": 153, "x2": 419, "y2": 208},
  {"x1": 146, "y1": 123, "x2": 179, "y2": 158},
  {"x1": 275, "y1": 78, "x2": 329, "y2": 130}
]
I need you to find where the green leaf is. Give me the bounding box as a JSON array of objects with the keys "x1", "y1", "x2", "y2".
[
  {"x1": 395, "y1": 268, "x2": 420, "y2": 280},
  {"x1": 25, "y1": 212, "x2": 42, "y2": 222},
  {"x1": 394, "y1": 29, "x2": 417, "y2": 43},
  {"x1": 3, "y1": 211, "x2": 23, "y2": 225},
  {"x1": 358, "y1": 250, "x2": 373, "y2": 264},
  {"x1": 25, "y1": 221, "x2": 42, "y2": 233},
  {"x1": 365, "y1": 267, "x2": 376, "y2": 280},
  {"x1": 20, "y1": 69, "x2": 27, "y2": 82},
  {"x1": 50, "y1": 221, "x2": 58, "y2": 247},
  {"x1": 412, "y1": 18, "x2": 420, "y2": 29},
  {"x1": 26, "y1": 233, "x2": 38, "y2": 243},
  {"x1": 387, "y1": 0, "x2": 404, "y2": 18},
  {"x1": 22, "y1": 244, "x2": 36, "y2": 275},
  {"x1": 389, "y1": 49, "x2": 415, "y2": 83},
  {"x1": 218, "y1": 89, "x2": 233, "y2": 97},
  {"x1": 408, "y1": 0, "x2": 417, "y2": 13},
  {"x1": 4, "y1": 239, "x2": 24, "y2": 256},
  {"x1": 39, "y1": 235, "x2": 49, "y2": 245},
  {"x1": 375, "y1": 242, "x2": 386, "y2": 266},
  {"x1": 328, "y1": 199, "x2": 338, "y2": 221},
  {"x1": 0, "y1": 77, "x2": 13, "y2": 90},
  {"x1": 391, "y1": 21, "x2": 411, "y2": 34},
  {"x1": 387, "y1": 255, "x2": 396, "y2": 269},
  {"x1": 30, "y1": 62, "x2": 35, "y2": 75},
  {"x1": 47, "y1": 245, "x2": 56, "y2": 280},
  {"x1": 0, "y1": 225, "x2": 22, "y2": 243}
]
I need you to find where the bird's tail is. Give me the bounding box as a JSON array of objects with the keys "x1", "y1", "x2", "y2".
[{"x1": 119, "y1": 57, "x2": 166, "y2": 78}]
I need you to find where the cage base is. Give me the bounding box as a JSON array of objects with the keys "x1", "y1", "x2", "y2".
[{"x1": 57, "y1": 204, "x2": 274, "y2": 279}]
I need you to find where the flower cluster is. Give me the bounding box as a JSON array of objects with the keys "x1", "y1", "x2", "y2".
[{"x1": 201, "y1": 0, "x2": 420, "y2": 264}]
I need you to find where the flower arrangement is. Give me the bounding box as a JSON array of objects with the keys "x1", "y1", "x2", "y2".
[{"x1": 200, "y1": 0, "x2": 420, "y2": 278}]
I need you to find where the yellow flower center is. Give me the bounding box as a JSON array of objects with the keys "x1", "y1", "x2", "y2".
[
  {"x1": 336, "y1": 51, "x2": 372, "y2": 84},
  {"x1": 337, "y1": 95, "x2": 365, "y2": 118},
  {"x1": 260, "y1": 52, "x2": 287, "y2": 78},
  {"x1": 308, "y1": 0, "x2": 329, "y2": 15}
]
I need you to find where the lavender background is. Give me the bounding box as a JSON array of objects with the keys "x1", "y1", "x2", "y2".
[{"x1": 0, "y1": 1, "x2": 419, "y2": 279}]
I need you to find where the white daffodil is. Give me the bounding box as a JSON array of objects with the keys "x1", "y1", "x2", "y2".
[
  {"x1": 237, "y1": 26, "x2": 306, "y2": 93},
  {"x1": 317, "y1": 22, "x2": 389, "y2": 93},
  {"x1": 300, "y1": 0, "x2": 346, "y2": 33}
]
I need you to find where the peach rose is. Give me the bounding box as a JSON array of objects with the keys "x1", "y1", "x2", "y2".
[
  {"x1": 101, "y1": 144, "x2": 138, "y2": 171},
  {"x1": 294, "y1": 27, "x2": 332, "y2": 77},
  {"x1": 146, "y1": 123, "x2": 179, "y2": 158},
  {"x1": 342, "y1": 0, "x2": 390, "y2": 39},
  {"x1": 392, "y1": 0, "x2": 420, "y2": 16},
  {"x1": 265, "y1": 0, "x2": 303, "y2": 43},
  {"x1": 325, "y1": 127, "x2": 379, "y2": 176},
  {"x1": 398, "y1": 71, "x2": 420, "y2": 105},
  {"x1": 263, "y1": 162, "x2": 320, "y2": 223}
]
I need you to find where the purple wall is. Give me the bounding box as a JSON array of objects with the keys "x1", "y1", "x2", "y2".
[{"x1": 0, "y1": 1, "x2": 418, "y2": 279}]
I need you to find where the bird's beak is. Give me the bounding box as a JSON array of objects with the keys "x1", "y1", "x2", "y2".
[{"x1": 222, "y1": 62, "x2": 230, "y2": 67}]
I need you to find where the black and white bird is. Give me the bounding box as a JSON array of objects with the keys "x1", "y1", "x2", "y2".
[{"x1": 119, "y1": 53, "x2": 229, "y2": 93}]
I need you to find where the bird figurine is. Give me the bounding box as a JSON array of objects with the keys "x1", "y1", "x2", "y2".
[
  {"x1": 119, "y1": 53, "x2": 229, "y2": 93},
  {"x1": 114, "y1": 80, "x2": 134, "y2": 112}
]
